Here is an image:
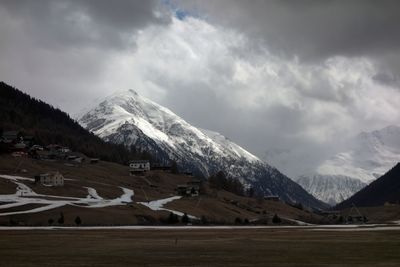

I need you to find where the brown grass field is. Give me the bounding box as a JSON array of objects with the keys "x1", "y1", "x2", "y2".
[
  {"x1": 0, "y1": 155, "x2": 328, "y2": 226},
  {"x1": 1, "y1": 228, "x2": 400, "y2": 267}
]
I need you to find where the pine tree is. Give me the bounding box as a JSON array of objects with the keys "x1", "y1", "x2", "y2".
[
  {"x1": 58, "y1": 212, "x2": 64, "y2": 225},
  {"x1": 171, "y1": 161, "x2": 178, "y2": 174},
  {"x1": 272, "y1": 214, "x2": 281, "y2": 224},
  {"x1": 181, "y1": 213, "x2": 190, "y2": 224},
  {"x1": 75, "y1": 216, "x2": 82, "y2": 226}
]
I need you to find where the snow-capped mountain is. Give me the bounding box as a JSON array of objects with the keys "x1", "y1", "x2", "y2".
[
  {"x1": 79, "y1": 89, "x2": 325, "y2": 209},
  {"x1": 317, "y1": 125, "x2": 400, "y2": 183},
  {"x1": 296, "y1": 175, "x2": 366, "y2": 206},
  {"x1": 296, "y1": 125, "x2": 400, "y2": 205}
]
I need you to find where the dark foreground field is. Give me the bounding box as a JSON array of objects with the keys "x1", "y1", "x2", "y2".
[{"x1": 1, "y1": 228, "x2": 400, "y2": 267}]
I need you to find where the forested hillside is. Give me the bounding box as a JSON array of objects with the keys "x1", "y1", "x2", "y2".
[
  {"x1": 0, "y1": 81, "x2": 150, "y2": 164},
  {"x1": 336, "y1": 163, "x2": 400, "y2": 209}
]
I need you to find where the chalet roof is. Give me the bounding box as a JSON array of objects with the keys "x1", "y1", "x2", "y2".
[
  {"x1": 2, "y1": 130, "x2": 18, "y2": 136},
  {"x1": 130, "y1": 160, "x2": 150, "y2": 163},
  {"x1": 2, "y1": 131, "x2": 18, "y2": 139}
]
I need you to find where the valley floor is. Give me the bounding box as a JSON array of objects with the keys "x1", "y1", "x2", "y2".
[{"x1": 0, "y1": 228, "x2": 400, "y2": 267}]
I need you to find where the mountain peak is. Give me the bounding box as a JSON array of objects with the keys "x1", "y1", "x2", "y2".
[
  {"x1": 78, "y1": 91, "x2": 325, "y2": 209},
  {"x1": 127, "y1": 89, "x2": 138, "y2": 95},
  {"x1": 105, "y1": 88, "x2": 141, "y2": 102},
  {"x1": 298, "y1": 124, "x2": 400, "y2": 205}
]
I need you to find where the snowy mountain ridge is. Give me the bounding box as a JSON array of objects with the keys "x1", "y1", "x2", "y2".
[
  {"x1": 296, "y1": 125, "x2": 400, "y2": 205},
  {"x1": 79, "y1": 89, "x2": 325, "y2": 209},
  {"x1": 295, "y1": 174, "x2": 367, "y2": 206},
  {"x1": 316, "y1": 125, "x2": 400, "y2": 183}
]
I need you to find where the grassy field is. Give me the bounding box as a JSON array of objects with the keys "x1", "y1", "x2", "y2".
[
  {"x1": 0, "y1": 155, "x2": 326, "y2": 225},
  {"x1": 0, "y1": 228, "x2": 400, "y2": 266}
]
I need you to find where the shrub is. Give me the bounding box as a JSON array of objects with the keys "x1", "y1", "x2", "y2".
[
  {"x1": 272, "y1": 214, "x2": 281, "y2": 224},
  {"x1": 75, "y1": 216, "x2": 82, "y2": 226},
  {"x1": 58, "y1": 212, "x2": 64, "y2": 225},
  {"x1": 235, "y1": 217, "x2": 242, "y2": 224},
  {"x1": 167, "y1": 212, "x2": 179, "y2": 224},
  {"x1": 200, "y1": 215, "x2": 208, "y2": 225},
  {"x1": 181, "y1": 213, "x2": 190, "y2": 224}
]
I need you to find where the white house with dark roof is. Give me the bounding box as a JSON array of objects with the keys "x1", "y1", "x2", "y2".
[
  {"x1": 129, "y1": 160, "x2": 150, "y2": 175},
  {"x1": 35, "y1": 171, "x2": 64, "y2": 186}
]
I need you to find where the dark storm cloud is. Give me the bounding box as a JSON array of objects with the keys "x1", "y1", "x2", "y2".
[
  {"x1": 124, "y1": 16, "x2": 400, "y2": 176},
  {"x1": 0, "y1": 0, "x2": 169, "y2": 50},
  {"x1": 177, "y1": 1, "x2": 400, "y2": 70},
  {"x1": 1, "y1": 0, "x2": 400, "y2": 178},
  {"x1": 0, "y1": 0, "x2": 171, "y2": 111}
]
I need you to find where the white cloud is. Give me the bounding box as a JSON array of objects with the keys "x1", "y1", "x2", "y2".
[
  {"x1": 104, "y1": 17, "x2": 400, "y2": 176},
  {"x1": 1, "y1": 2, "x2": 400, "y2": 178}
]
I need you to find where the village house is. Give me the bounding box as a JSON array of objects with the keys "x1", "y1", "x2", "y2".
[
  {"x1": 59, "y1": 147, "x2": 71, "y2": 153},
  {"x1": 129, "y1": 160, "x2": 150, "y2": 175},
  {"x1": 90, "y1": 158, "x2": 99, "y2": 164},
  {"x1": 150, "y1": 163, "x2": 172, "y2": 171},
  {"x1": 41, "y1": 144, "x2": 72, "y2": 160},
  {"x1": 35, "y1": 171, "x2": 64, "y2": 186},
  {"x1": 1, "y1": 130, "x2": 18, "y2": 143},
  {"x1": 176, "y1": 180, "x2": 201, "y2": 196},
  {"x1": 13, "y1": 142, "x2": 27, "y2": 150},
  {"x1": 264, "y1": 195, "x2": 280, "y2": 202}
]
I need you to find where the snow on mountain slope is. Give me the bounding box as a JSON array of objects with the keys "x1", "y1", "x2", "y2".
[
  {"x1": 79, "y1": 89, "x2": 326, "y2": 209},
  {"x1": 317, "y1": 125, "x2": 400, "y2": 183},
  {"x1": 296, "y1": 175, "x2": 366, "y2": 206},
  {"x1": 297, "y1": 125, "x2": 400, "y2": 205}
]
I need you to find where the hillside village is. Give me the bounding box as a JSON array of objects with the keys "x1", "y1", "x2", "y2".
[
  {"x1": 1, "y1": 126, "x2": 400, "y2": 227},
  {"x1": 1, "y1": 128, "x2": 335, "y2": 226},
  {"x1": 1, "y1": 130, "x2": 201, "y2": 195}
]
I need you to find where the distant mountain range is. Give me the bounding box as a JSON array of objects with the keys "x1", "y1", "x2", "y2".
[
  {"x1": 79, "y1": 89, "x2": 326, "y2": 209},
  {"x1": 296, "y1": 125, "x2": 400, "y2": 205},
  {"x1": 336, "y1": 163, "x2": 400, "y2": 209},
  {"x1": 296, "y1": 175, "x2": 366, "y2": 206}
]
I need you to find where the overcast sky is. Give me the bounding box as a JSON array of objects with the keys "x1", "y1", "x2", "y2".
[{"x1": 1, "y1": 0, "x2": 400, "y2": 177}]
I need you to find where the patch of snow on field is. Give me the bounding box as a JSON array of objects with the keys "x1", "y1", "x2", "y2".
[
  {"x1": 0, "y1": 175, "x2": 34, "y2": 182},
  {"x1": 138, "y1": 196, "x2": 197, "y2": 219},
  {"x1": 0, "y1": 202, "x2": 67, "y2": 216},
  {"x1": 85, "y1": 187, "x2": 134, "y2": 208},
  {"x1": 117, "y1": 187, "x2": 134, "y2": 203},
  {"x1": 0, "y1": 175, "x2": 193, "y2": 219},
  {"x1": 139, "y1": 196, "x2": 182, "y2": 210},
  {"x1": 0, "y1": 175, "x2": 135, "y2": 216},
  {"x1": 85, "y1": 187, "x2": 104, "y2": 200},
  {"x1": 282, "y1": 217, "x2": 314, "y2": 226}
]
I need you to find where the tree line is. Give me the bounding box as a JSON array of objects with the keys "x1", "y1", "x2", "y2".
[{"x1": 0, "y1": 81, "x2": 151, "y2": 164}]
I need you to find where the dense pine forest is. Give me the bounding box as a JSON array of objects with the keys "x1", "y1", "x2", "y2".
[
  {"x1": 0, "y1": 81, "x2": 151, "y2": 164},
  {"x1": 336, "y1": 163, "x2": 400, "y2": 209}
]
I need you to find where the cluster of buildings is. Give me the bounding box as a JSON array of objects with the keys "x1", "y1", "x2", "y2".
[
  {"x1": 129, "y1": 160, "x2": 201, "y2": 197},
  {"x1": 34, "y1": 171, "x2": 64, "y2": 187},
  {"x1": 128, "y1": 160, "x2": 177, "y2": 174},
  {"x1": 0, "y1": 130, "x2": 91, "y2": 163},
  {"x1": 129, "y1": 160, "x2": 151, "y2": 175},
  {"x1": 176, "y1": 180, "x2": 201, "y2": 197},
  {"x1": 2, "y1": 131, "x2": 201, "y2": 194},
  {"x1": 0, "y1": 130, "x2": 34, "y2": 154}
]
